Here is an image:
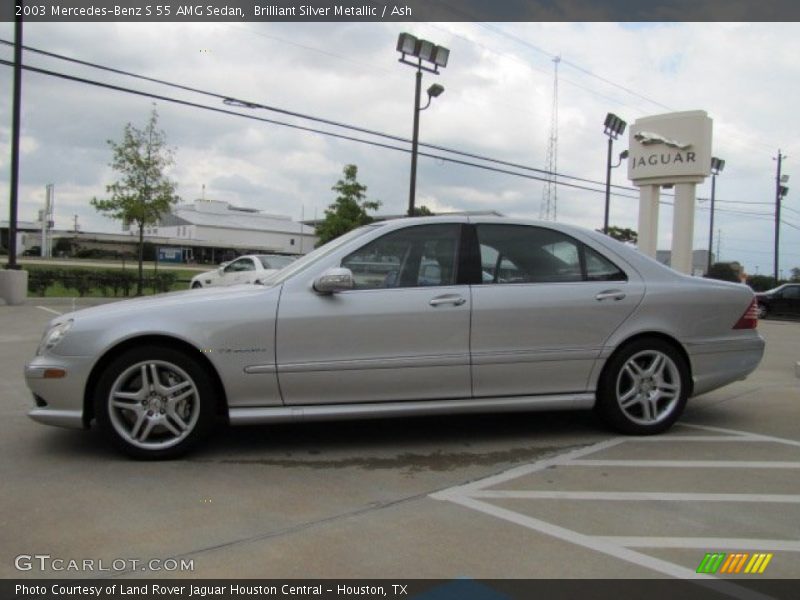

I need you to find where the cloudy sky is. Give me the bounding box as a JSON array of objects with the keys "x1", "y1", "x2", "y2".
[{"x1": 1, "y1": 20, "x2": 799, "y2": 275}]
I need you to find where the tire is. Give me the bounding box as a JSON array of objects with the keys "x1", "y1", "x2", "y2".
[
  {"x1": 596, "y1": 338, "x2": 689, "y2": 435},
  {"x1": 757, "y1": 304, "x2": 768, "y2": 319},
  {"x1": 191, "y1": 282, "x2": 203, "y2": 289},
  {"x1": 94, "y1": 345, "x2": 218, "y2": 459}
]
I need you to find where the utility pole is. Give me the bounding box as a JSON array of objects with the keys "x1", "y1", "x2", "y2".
[
  {"x1": 774, "y1": 151, "x2": 787, "y2": 283},
  {"x1": 6, "y1": 7, "x2": 23, "y2": 269}
]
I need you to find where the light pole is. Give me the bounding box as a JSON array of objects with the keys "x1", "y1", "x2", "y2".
[
  {"x1": 706, "y1": 157, "x2": 725, "y2": 275},
  {"x1": 6, "y1": 7, "x2": 23, "y2": 269},
  {"x1": 603, "y1": 113, "x2": 627, "y2": 234},
  {"x1": 397, "y1": 33, "x2": 449, "y2": 216},
  {"x1": 773, "y1": 150, "x2": 788, "y2": 283}
]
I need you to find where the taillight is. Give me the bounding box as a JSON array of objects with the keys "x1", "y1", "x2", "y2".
[{"x1": 733, "y1": 298, "x2": 759, "y2": 329}]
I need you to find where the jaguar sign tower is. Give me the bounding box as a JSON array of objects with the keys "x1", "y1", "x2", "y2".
[{"x1": 628, "y1": 110, "x2": 713, "y2": 274}]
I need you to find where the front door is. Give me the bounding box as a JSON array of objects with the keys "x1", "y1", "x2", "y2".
[{"x1": 275, "y1": 223, "x2": 472, "y2": 405}]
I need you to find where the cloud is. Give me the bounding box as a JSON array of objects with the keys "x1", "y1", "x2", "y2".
[{"x1": 0, "y1": 21, "x2": 798, "y2": 272}]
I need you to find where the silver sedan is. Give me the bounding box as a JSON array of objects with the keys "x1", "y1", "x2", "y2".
[{"x1": 25, "y1": 216, "x2": 765, "y2": 459}]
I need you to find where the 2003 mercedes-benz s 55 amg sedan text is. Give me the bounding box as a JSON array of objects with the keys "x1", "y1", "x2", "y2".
[{"x1": 26, "y1": 217, "x2": 765, "y2": 459}]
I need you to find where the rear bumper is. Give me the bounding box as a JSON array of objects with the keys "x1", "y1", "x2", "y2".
[{"x1": 686, "y1": 334, "x2": 765, "y2": 396}]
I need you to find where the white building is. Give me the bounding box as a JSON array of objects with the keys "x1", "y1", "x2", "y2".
[{"x1": 147, "y1": 199, "x2": 317, "y2": 257}]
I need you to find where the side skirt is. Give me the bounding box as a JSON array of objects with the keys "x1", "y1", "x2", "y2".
[{"x1": 228, "y1": 393, "x2": 595, "y2": 425}]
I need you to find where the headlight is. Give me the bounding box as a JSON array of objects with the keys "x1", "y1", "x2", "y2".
[{"x1": 36, "y1": 319, "x2": 74, "y2": 356}]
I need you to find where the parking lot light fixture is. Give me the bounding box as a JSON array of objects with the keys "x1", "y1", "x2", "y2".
[
  {"x1": 707, "y1": 157, "x2": 725, "y2": 274},
  {"x1": 397, "y1": 32, "x2": 449, "y2": 216},
  {"x1": 603, "y1": 113, "x2": 628, "y2": 234},
  {"x1": 421, "y1": 83, "x2": 445, "y2": 109}
]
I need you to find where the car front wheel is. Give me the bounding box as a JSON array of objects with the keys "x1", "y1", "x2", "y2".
[
  {"x1": 191, "y1": 282, "x2": 202, "y2": 289},
  {"x1": 596, "y1": 339, "x2": 689, "y2": 435},
  {"x1": 94, "y1": 346, "x2": 217, "y2": 459}
]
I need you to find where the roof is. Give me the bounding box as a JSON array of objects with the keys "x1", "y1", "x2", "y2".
[
  {"x1": 165, "y1": 201, "x2": 312, "y2": 235},
  {"x1": 301, "y1": 210, "x2": 504, "y2": 227}
]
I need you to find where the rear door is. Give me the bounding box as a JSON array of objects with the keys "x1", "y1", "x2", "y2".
[{"x1": 469, "y1": 223, "x2": 645, "y2": 397}]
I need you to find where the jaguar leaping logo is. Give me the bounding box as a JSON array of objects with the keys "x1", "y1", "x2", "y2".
[{"x1": 634, "y1": 131, "x2": 692, "y2": 150}]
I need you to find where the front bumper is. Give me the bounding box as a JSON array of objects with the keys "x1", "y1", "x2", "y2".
[{"x1": 24, "y1": 354, "x2": 95, "y2": 430}]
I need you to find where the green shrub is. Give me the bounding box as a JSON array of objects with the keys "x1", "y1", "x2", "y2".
[
  {"x1": 150, "y1": 272, "x2": 178, "y2": 294},
  {"x1": 58, "y1": 270, "x2": 94, "y2": 297},
  {"x1": 28, "y1": 269, "x2": 57, "y2": 296}
]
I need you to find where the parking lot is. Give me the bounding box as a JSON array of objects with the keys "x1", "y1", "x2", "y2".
[{"x1": 1, "y1": 299, "x2": 798, "y2": 580}]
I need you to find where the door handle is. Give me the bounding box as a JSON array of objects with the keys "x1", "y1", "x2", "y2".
[
  {"x1": 429, "y1": 295, "x2": 466, "y2": 307},
  {"x1": 595, "y1": 289, "x2": 626, "y2": 301}
]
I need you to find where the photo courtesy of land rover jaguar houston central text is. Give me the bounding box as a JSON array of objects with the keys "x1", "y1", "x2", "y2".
[{"x1": 25, "y1": 216, "x2": 765, "y2": 459}]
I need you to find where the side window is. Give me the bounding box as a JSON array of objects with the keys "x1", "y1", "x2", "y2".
[
  {"x1": 783, "y1": 286, "x2": 800, "y2": 299},
  {"x1": 585, "y1": 246, "x2": 627, "y2": 281},
  {"x1": 225, "y1": 259, "x2": 255, "y2": 273},
  {"x1": 342, "y1": 224, "x2": 461, "y2": 290},
  {"x1": 475, "y1": 224, "x2": 626, "y2": 284}
]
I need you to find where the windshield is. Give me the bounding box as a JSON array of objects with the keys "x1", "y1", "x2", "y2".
[
  {"x1": 268, "y1": 224, "x2": 382, "y2": 285},
  {"x1": 257, "y1": 255, "x2": 295, "y2": 270}
]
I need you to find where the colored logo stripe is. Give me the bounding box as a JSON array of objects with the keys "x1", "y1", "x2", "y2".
[
  {"x1": 697, "y1": 553, "x2": 727, "y2": 574},
  {"x1": 720, "y1": 553, "x2": 749, "y2": 574},
  {"x1": 697, "y1": 552, "x2": 773, "y2": 574},
  {"x1": 745, "y1": 553, "x2": 773, "y2": 574}
]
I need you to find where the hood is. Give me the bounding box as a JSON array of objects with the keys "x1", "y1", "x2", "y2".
[{"x1": 54, "y1": 284, "x2": 278, "y2": 324}]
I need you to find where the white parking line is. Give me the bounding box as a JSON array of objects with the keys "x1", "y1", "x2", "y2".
[
  {"x1": 468, "y1": 490, "x2": 800, "y2": 503},
  {"x1": 433, "y1": 437, "x2": 627, "y2": 497},
  {"x1": 684, "y1": 423, "x2": 800, "y2": 449},
  {"x1": 36, "y1": 306, "x2": 62, "y2": 316},
  {"x1": 433, "y1": 425, "x2": 800, "y2": 591},
  {"x1": 631, "y1": 435, "x2": 762, "y2": 442},
  {"x1": 442, "y1": 494, "x2": 777, "y2": 600},
  {"x1": 595, "y1": 537, "x2": 800, "y2": 551},
  {"x1": 569, "y1": 460, "x2": 800, "y2": 468}
]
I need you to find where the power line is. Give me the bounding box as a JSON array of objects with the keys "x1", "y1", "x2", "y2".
[
  {"x1": 0, "y1": 58, "x2": 645, "y2": 201},
  {"x1": 470, "y1": 24, "x2": 783, "y2": 157},
  {"x1": 698, "y1": 197, "x2": 774, "y2": 206},
  {"x1": 783, "y1": 205, "x2": 800, "y2": 217},
  {"x1": 3, "y1": 41, "x2": 796, "y2": 229},
  {"x1": 0, "y1": 38, "x2": 642, "y2": 196},
  {"x1": 477, "y1": 23, "x2": 675, "y2": 113}
]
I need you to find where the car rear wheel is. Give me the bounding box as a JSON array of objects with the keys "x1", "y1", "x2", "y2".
[
  {"x1": 94, "y1": 346, "x2": 217, "y2": 459},
  {"x1": 757, "y1": 304, "x2": 768, "y2": 319},
  {"x1": 596, "y1": 338, "x2": 689, "y2": 435},
  {"x1": 191, "y1": 282, "x2": 202, "y2": 289}
]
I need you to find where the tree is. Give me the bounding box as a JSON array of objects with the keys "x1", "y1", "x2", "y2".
[
  {"x1": 91, "y1": 107, "x2": 179, "y2": 295},
  {"x1": 791, "y1": 267, "x2": 800, "y2": 282},
  {"x1": 604, "y1": 226, "x2": 638, "y2": 244},
  {"x1": 412, "y1": 205, "x2": 433, "y2": 216},
  {"x1": 706, "y1": 262, "x2": 740, "y2": 283},
  {"x1": 315, "y1": 164, "x2": 380, "y2": 246},
  {"x1": 747, "y1": 274, "x2": 777, "y2": 292}
]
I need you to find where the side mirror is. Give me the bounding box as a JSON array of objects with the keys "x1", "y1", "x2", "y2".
[{"x1": 313, "y1": 267, "x2": 354, "y2": 294}]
